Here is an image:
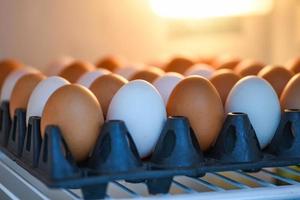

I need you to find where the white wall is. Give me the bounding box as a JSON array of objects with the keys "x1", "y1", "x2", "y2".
[{"x1": 0, "y1": 0, "x2": 297, "y2": 69}]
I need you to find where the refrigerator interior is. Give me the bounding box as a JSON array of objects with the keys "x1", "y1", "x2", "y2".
[{"x1": 1, "y1": 0, "x2": 300, "y2": 199}]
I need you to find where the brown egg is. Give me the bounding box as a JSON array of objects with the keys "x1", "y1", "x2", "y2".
[
  {"x1": 41, "y1": 84, "x2": 104, "y2": 162},
  {"x1": 285, "y1": 57, "x2": 300, "y2": 73},
  {"x1": 130, "y1": 67, "x2": 164, "y2": 83},
  {"x1": 197, "y1": 56, "x2": 216, "y2": 66},
  {"x1": 234, "y1": 59, "x2": 264, "y2": 76},
  {"x1": 280, "y1": 73, "x2": 300, "y2": 110},
  {"x1": 167, "y1": 76, "x2": 224, "y2": 151},
  {"x1": 45, "y1": 56, "x2": 74, "y2": 76},
  {"x1": 210, "y1": 69, "x2": 241, "y2": 104},
  {"x1": 9, "y1": 73, "x2": 46, "y2": 118},
  {"x1": 258, "y1": 65, "x2": 294, "y2": 97},
  {"x1": 164, "y1": 57, "x2": 194, "y2": 74},
  {"x1": 147, "y1": 61, "x2": 164, "y2": 69},
  {"x1": 0, "y1": 59, "x2": 23, "y2": 94},
  {"x1": 59, "y1": 60, "x2": 94, "y2": 83},
  {"x1": 89, "y1": 74, "x2": 128, "y2": 117},
  {"x1": 96, "y1": 56, "x2": 123, "y2": 71},
  {"x1": 214, "y1": 55, "x2": 240, "y2": 69}
]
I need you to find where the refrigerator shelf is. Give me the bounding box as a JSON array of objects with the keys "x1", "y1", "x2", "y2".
[{"x1": 1, "y1": 151, "x2": 300, "y2": 200}]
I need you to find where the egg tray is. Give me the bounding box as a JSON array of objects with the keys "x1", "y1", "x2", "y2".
[{"x1": 1, "y1": 101, "x2": 300, "y2": 199}]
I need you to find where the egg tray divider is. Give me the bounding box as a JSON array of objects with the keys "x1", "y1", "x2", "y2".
[{"x1": 1, "y1": 101, "x2": 300, "y2": 199}]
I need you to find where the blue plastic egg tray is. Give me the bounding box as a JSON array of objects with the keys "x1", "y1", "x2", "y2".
[{"x1": 0, "y1": 101, "x2": 300, "y2": 199}]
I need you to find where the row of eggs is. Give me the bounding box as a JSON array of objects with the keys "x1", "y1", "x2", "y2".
[{"x1": 1, "y1": 56, "x2": 300, "y2": 164}]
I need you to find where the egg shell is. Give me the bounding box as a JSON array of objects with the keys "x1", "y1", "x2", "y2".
[
  {"x1": 26, "y1": 76, "x2": 70, "y2": 124},
  {"x1": 153, "y1": 72, "x2": 184, "y2": 105},
  {"x1": 214, "y1": 55, "x2": 240, "y2": 69},
  {"x1": 89, "y1": 73, "x2": 128, "y2": 116},
  {"x1": 0, "y1": 59, "x2": 23, "y2": 94},
  {"x1": 130, "y1": 67, "x2": 164, "y2": 83},
  {"x1": 59, "y1": 60, "x2": 94, "y2": 83},
  {"x1": 286, "y1": 57, "x2": 300, "y2": 73},
  {"x1": 258, "y1": 65, "x2": 293, "y2": 97},
  {"x1": 9, "y1": 73, "x2": 46, "y2": 118},
  {"x1": 164, "y1": 57, "x2": 194, "y2": 74},
  {"x1": 280, "y1": 73, "x2": 300, "y2": 110},
  {"x1": 107, "y1": 80, "x2": 167, "y2": 157},
  {"x1": 210, "y1": 69, "x2": 241, "y2": 104},
  {"x1": 197, "y1": 56, "x2": 216, "y2": 66},
  {"x1": 148, "y1": 60, "x2": 165, "y2": 68},
  {"x1": 167, "y1": 76, "x2": 224, "y2": 151},
  {"x1": 225, "y1": 76, "x2": 281, "y2": 148},
  {"x1": 115, "y1": 65, "x2": 141, "y2": 79},
  {"x1": 41, "y1": 84, "x2": 104, "y2": 162},
  {"x1": 77, "y1": 69, "x2": 110, "y2": 88},
  {"x1": 96, "y1": 56, "x2": 123, "y2": 71},
  {"x1": 45, "y1": 56, "x2": 74, "y2": 76},
  {"x1": 235, "y1": 59, "x2": 264, "y2": 76},
  {"x1": 184, "y1": 64, "x2": 215, "y2": 78},
  {"x1": 0, "y1": 67, "x2": 38, "y2": 101}
]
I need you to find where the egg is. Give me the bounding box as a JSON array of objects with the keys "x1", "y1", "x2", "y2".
[
  {"x1": 214, "y1": 55, "x2": 240, "y2": 69},
  {"x1": 147, "y1": 60, "x2": 165, "y2": 69},
  {"x1": 210, "y1": 69, "x2": 241, "y2": 104},
  {"x1": 280, "y1": 73, "x2": 300, "y2": 110},
  {"x1": 107, "y1": 80, "x2": 166, "y2": 157},
  {"x1": 197, "y1": 56, "x2": 216, "y2": 66},
  {"x1": 184, "y1": 64, "x2": 214, "y2": 78},
  {"x1": 45, "y1": 56, "x2": 74, "y2": 76},
  {"x1": 152, "y1": 72, "x2": 184, "y2": 105},
  {"x1": 164, "y1": 57, "x2": 194, "y2": 74},
  {"x1": 0, "y1": 67, "x2": 38, "y2": 101},
  {"x1": 41, "y1": 84, "x2": 104, "y2": 162},
  {"x1": 59, "y1": 60, "x2": 94, "y2": 83},
  {"x1": 235, "y1": 59, "x2": 264, "y2": 76},
  {"x1": 89, "y1": 73, "x2": 128, "y2": 116},
  {"x1": 96, "y1": 55, "x2": 124, "y2": 71},
  {"x1": 285, "y1": 57, "x2": 300, "y2": 73},
  {"x1": 9, "y1": 73, "x2": 46, "y2": 118},
  {"x1": 77, "y1": 69, "x2": 110, "y2": 88},
  {"x1": 26, "y1": 76, "x2": 70, "y2": 124},
  {"x1": 0, "y1": 58, "x2": 23, "y2": 68},
  {"x1": 115, "y1": 64, "x2": 142, "y2": 79},
  {"x1": 225, "y1": 76, "x2": 281, "y2": 148},
  {"x1": 0, "y1": 59, "x2": 23, "y2": 94},
  {"x1": 258, "y1": 65, "x2": 293, "y2": 97},
  {"x1": 167, "y1": 76, "x2": 224, "y2": 151},
  {"x1": 130, "y1": 67, "x2": 164, "y2": 83}
]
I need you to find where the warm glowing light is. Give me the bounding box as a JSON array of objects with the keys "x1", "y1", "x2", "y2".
[{"x1": 149, "y1": 0, "x2": 273, "y2": 19}]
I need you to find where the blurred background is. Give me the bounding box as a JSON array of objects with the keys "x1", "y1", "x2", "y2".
[{"x1": 0, "y1": 0, "x2": 299, "y2": 69}]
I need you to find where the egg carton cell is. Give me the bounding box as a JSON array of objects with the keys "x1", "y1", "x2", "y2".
[{"x1": 0, "y1": 101, "x2": 300, "y2": 199}]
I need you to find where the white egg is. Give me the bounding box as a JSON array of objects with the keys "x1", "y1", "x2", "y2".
[
  {"x1": 26, "y1": 76, "x2": 70, "y2": 124},
  {"x1": 0, "y1": 67, "x2": 38, "y2": 101},
  {"x1": 185, "y1": 64, "x2": 214, "y2": 78},
  {"x1": 115, "y1": 66, "x2": 140, "y2": 79},
  {"x1": 76, "y1": 69, "x2": 110, "y2": 88},
  {"x1": 153, "y1": 72, "x2": 184, "y2": 105},
  {"x1": 225, "y1": 76, "x2": 280, "y2": 148},
  {"x1": 107, "y1": 80, "x2": 167, "y2": 157}
]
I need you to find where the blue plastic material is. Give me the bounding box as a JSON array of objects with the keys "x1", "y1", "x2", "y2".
[
  {"x1": 38, "y1": 126, "x2": 80, "y2": 180},
  {"x1": 211, "y1": 112, "x2": 263, "y2": 163},
  {"x1": 151, "y1": 116, "x2": 204, "y2": 168},
  {"x1": 1, "y1": 100, "x2": 300, "y2": 199},
  {"x1": 22, "y1": 116, "x2": 42, "y2": 167},
  {"x1": 7, "y1": 109, "x2": 26, "y2": 156},
  {"x1": 266, "y1": 109, "x2": 300, "y2": 157},
  {"x1": 88, "y1": 120, "x2": 142, "y2": 173},
  {"x1": 0, "y1": 102, "x2": 11, "y2": 146}
]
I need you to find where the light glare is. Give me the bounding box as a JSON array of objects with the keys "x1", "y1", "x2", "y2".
[{"x1": 149, "y1": 0, "x2": 273, "y2": 19}]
